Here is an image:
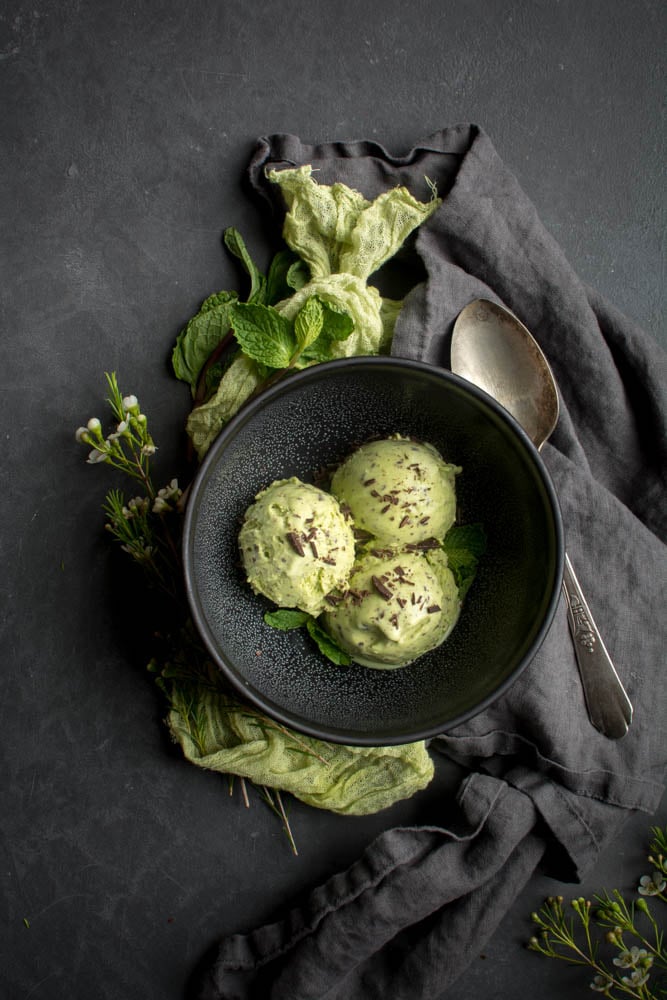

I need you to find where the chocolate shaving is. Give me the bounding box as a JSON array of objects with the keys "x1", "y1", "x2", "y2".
[
  {"x1": 353, "y1": 528, "x2": 373, "y2": 541},
  {"x1": 406, "y1": 537, "x2": 441, "y2": 551},
  {"x1": 399, "y1": 515, "x2": 410, "y2": 528},
  {"x1": 286, "y1": 531, "x2": 305, "y2": 556},
  {"x1": 427, "y1": 604, "x2": 441, "y2": 614},
  {"x1": 372, "y1": 575, "x2": 393, "y2": 600},
  {"x1": 364, "y1": 478, "x2": 376, "y2": 486},
  {"x1": 310, "y1": 540, "x2": 319, "y2": 558},
  {"x1": 321, "y1": 556, "x2": 337, "y2": 565}
]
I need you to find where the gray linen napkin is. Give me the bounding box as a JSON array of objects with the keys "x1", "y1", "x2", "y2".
[{"x1": 195, "y1": 125, "x2": 667, "y2": 999}]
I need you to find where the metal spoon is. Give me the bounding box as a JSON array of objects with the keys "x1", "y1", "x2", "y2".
[{"x1": 451, "y1": 298, "x2": 633, "y2": 739}]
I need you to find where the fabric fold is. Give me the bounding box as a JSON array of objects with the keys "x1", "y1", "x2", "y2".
[{"x1": 196, "y1": 777, "x2": 545, "y2": 1000}]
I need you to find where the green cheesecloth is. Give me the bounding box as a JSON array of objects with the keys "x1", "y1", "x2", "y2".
[{"x1": 165, "y1": 168, "x2": 440, "y2": 816}]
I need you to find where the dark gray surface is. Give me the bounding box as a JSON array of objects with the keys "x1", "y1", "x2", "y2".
[{"x1": 2, "y1": 2, "x2": 665, "y2": 998}]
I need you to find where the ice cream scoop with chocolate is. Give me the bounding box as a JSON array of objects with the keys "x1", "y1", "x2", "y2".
[
  {"x1": 330, "y1": 436, "x2": 460, "y2": 545},
  {"x1": 238, "y1": 477, "x2": 356, "y2": 616},
  {"x1": 322, "y1": 548, "x2": 460, "y2": 668}
]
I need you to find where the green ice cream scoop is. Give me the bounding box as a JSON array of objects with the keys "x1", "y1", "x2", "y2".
[
  {"x1": 330, "y1": 437, "x2": 460, "y2": 545},
  {"x1": 238, "y1": 478, "x2": 356, "y2": 616},
  {"x1": 321, "y1": 548, "x2": 461, "y2": 669}
]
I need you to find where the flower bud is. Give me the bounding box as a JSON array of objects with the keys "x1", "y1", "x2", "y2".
[
  {"x1": 87, "y1": 417, "x2": 102, "y2": 435},
  {"x1": 75, "y1": 426, "x2": 90, "y2": 443},
  {"x1": 122, "y1": 395, "x2": 139, "y2": 412}
]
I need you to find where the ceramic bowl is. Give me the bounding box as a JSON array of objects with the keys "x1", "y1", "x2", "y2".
[{"x1": 182, "y1": 357, "x2": 564, "y2": 746}]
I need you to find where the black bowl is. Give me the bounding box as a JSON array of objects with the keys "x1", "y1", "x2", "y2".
[{"x1": 182, "y1": 357, "x2": 564, "y2": 746}]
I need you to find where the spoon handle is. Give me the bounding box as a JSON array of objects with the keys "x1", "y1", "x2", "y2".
[{"x1": 561, "y1": 553, "x2": 633, "y2": 739}]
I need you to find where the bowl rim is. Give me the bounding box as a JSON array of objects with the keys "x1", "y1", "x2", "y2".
[{"x1": 182, "y1": 355, "x2": 565, "y2": 746}]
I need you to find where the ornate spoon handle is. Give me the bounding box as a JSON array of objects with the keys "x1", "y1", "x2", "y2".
[{"x1": 562, "y1": 552, "x2": 633, "y2": 739}]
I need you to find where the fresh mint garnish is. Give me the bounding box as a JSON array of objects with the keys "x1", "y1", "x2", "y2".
[
  {"x1": 264, "y1": 608, "x2": 351, "y2": 666},
  {"x1": 443, "y1": 523, "x2": 487, "y2": 599},
  {"x1": 294, "y1": 296, "x2": 324, "y2": 350},
  {"x1": 223, "y1": 227, "x2": 267, "y2": 304},
  {"x1": 302, "y1": 300, "x2": 354, "y2": 362},
  {"x1": 172, "y1": 290, "x2": 239, "y2": 396},
  {"x1": 230, "y1": 303, "x2": 295, "y2": 368},
  {"x1": 263, "y1": 609, "x2": 310, "y2": 630},
  {"x1": 306, "y1": 618, "x2": 352, "y2": 666}
]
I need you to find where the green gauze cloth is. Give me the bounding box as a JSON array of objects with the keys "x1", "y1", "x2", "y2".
[
  {"x1": 165, "y1": 680, "x2": 433, "y2": 816},
  {"x1": 270, "y1": 165, "x2": 440, "y2": 357}
]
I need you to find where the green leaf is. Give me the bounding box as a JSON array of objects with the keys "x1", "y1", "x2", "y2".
[
  {"x1": 294, "y1": 296, "x2": 324, "y2": 350},
  {"x1": 230, "y1": 303, "x2": 296, "y2": 368},
  {"x1": 264, "y1": 609, "x2": 311, "y2": 630},
  {"x1": 306, "y1": 618, "x2": 352, "y2": 666},
  {"x1": 223, "y1": 228, "x2": 266, "y2": 303},
  {"x1": 286, "y1": 259, "x2": 310, "y2": 291},
  {"x1": 442, "y1": 523, "x2": 487, "y2": 600},
  {"x1": 265, "y1": 250, "x2": 307, "y2": 304},
  {"x1": 172, "y1": 291, "x2": 238, "y2": 395},
  {"x1": 302, "y1": 300, "x2": 355, "y2": 362}
]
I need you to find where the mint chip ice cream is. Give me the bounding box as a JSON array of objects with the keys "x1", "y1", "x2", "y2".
[
  {"x1": 238, "y1": 477, "x2": 356, "y2": 615},
  {"x1": 330, "y1": 436, "x2": 460, "y2": 545},
  {"x1": 322, "y1": 548, "x2": 460, "y2": 669}
]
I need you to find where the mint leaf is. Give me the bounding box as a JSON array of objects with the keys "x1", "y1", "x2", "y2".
[
  {"x1": 265, "y1": 250, "x2": 307, "y2": 304},
  {"x1": 265, "y1": 609, "x2": 350, "y2": 665},
  {"x1": 443, "y1": 523, "x2": 487, "y2": 600},
  {"x1": 230, "y1": 303, "x2": 296, "y2": 368},
  {"x1": 223, "y1": 228, "x2": 267, "y2": 304},
  {"x1": 306, "y1": 618, "x2": 352, "y2": 666},
  {"x1": 286, "y1": 259, "x2": 310, "y2": 291},
  {"x1": 264, "y1": 609, "x2": 310, "y2": 630},
  {"x1": 172, "y1": 290, "x2": 238, "y2": 396},
  {"x1": 302, "y1": 300, "x2": 355, "y2": 362},
  {"x1": 294, "y1": 296, "x2": 324, "y2": 350}
]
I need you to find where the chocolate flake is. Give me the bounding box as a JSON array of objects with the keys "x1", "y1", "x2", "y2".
[
  {"x1": 310, "y1": 540, "x2": 319, "y2": 558},
  {"x1": 372, "y1": 575, "x2": 393, "y2": 600},
  {"x1": 364, "y1": 478, "x2": 376, "y2": 486},
  {"x1": 427, "y1": 604, "x2": 441, "y2": 614},
  {"x1": 406, "y1": 537, "x2": 441, "y2": 551},
  {"x1": 399, "y1": 515, "x2": 410, "y2": 528},
  {"x1": 286, "y1": 531, "x2": 305, "y2": 556}
]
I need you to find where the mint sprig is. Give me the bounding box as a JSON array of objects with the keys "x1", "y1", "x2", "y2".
[
  {"x1": 442, "y1": 523, "x2": 487, "y2": 599},
  {"x1": 171, "y1": 227, "x2": 353, "y2": 403},
  {"x1": 264, "y1": 608, "x2": 351, "y2": 666}
]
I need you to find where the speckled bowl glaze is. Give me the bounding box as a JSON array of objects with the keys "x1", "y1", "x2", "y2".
[{"x1": 182, "y1": 357, "x2": 564, "y2": 746}]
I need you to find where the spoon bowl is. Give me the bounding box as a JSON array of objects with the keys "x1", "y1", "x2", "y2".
[
  {"x1": 451, "y1": 299, "x2": 560, "y2": 449},
  {"x1": 451, "y1": 298, "x2": 633, "y2": 739}
]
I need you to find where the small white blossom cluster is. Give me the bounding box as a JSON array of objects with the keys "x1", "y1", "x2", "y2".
[
  {"x1": 75, "y1": 392, "x2": 156, "y2": 467},
  {"x1": 124, "y1": 496, "x2": 150, "y2": 519},
  {"x1": 152, "y1": 478, "x2": 182, "y2": 514}
]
